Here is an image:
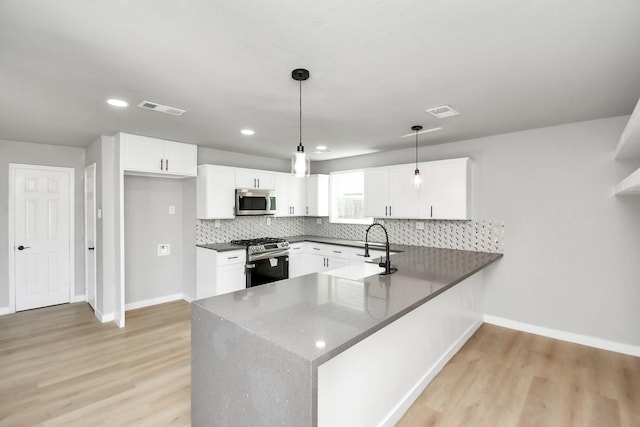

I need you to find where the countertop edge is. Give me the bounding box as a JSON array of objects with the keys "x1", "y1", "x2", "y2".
[{"x1": 310, "y1": 253, "x2": 503, "y2": 367}]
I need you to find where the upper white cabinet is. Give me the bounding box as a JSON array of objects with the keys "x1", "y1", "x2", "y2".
[
  {"x1": 275, "y1": 173, "x2": 306, "y2": 216},
  {"x1": 119, "y1": 132, "x2": 197, "y2": 177},
  {"x1": 419, "y1": 158, "x2": 472, "y2": 220},
  {"x1": 363, "y1": 164, "x2": 419, "y2": 218},
  {"x1": 236, "y1": 169, "x2": 275, "y2": 190},
  {"x1": 306, "y1": 175, "x2": 329, "y2": 216},
  {"x1": 364, "y1": 158, "x2": 472, "y2": 220},
  {"x1": 197, "y1": 165, "x2": 236, "y2": 219},
  {"x1": 614, "y1": 98, "x2": 640, "y2": 195}
]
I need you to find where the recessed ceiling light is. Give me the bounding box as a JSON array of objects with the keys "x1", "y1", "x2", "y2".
[
  {"x1": 400, "y1": 127, "x2": 443, "y2": 138},
  {"x1": 316, "y1": 145, "x2": 327, "y2": 150},
  {"x1": 425, "y1": 105, "x2": 460, "y2": 119},
  {"x1": 241, "y1": 129, "x2": 255, "y2": 135},
  {"x1": 106, "y1": 98, "x2": 128, "y2": 108}
]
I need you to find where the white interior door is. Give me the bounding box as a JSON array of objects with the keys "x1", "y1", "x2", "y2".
[
  {"x1": 85, "y1": 163, "x2": 97, "y2": 310},
  {"x1": 13, "y1": 165, "x2": 73, "y2": 311}
]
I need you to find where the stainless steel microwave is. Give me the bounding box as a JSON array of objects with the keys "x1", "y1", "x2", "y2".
[{"x1": 235, "y1": 189, "x2": 276, "y2": 216}]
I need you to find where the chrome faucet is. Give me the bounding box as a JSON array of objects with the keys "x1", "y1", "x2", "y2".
[{"x1": 364, "y1": 223, "x2": 397, "y2": 275}]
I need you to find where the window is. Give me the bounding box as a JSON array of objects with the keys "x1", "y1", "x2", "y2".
[{"x1": 329, "y1": 170, "x2": 372, "y2": 225}]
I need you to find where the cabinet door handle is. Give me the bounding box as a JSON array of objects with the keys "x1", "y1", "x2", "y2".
[
  {"x1": 313, "y1": 247, "x2": 320, "y2": 251},
  {"x1": 228, "y1": 256, "x2": 239, "y2": 260},
  {"x1": 333, "y1": 250, "x2": 341, "y2": 254},
  {"x1": 258, "y1": 178, "x2": 260, "y2": 188},
  {"x1": 389, "y1": 206, "x2": 392, "y2": 216},
  {"x1": 385, "y1": 206, "x2": 388, "y2": 216},
  {"x1": 17, "y1": 245, "x2": 30, "y2": 251},
  {"x1": 431, "y1": 205, "x2": 433, "y2": 218},
  {"x1": 160, "y1": 159, "x2": 164, "y2": 171},
  {"x1": 166, "y1": 159, "x2": 168, "y2": 171}
]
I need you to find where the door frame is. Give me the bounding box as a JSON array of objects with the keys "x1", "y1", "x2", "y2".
[
  {"x1": 8, "y1": 163, "x2": 76, "y2": 314},
  {"x1": 84, "y1": 163, "x2": 97, "y2": 311}
]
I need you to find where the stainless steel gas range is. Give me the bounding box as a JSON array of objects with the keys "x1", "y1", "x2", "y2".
[{"x1": 230, "y1": 237, "x2": 290, "y2": 288}]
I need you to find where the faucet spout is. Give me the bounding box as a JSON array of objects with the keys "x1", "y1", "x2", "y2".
[{"x1": 364, "y1": 223, "x2": 397, "y2": 275}]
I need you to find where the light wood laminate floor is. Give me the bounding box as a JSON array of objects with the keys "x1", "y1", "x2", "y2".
[{"x1": 1, "y1": 301, "x2": 638, "y2": 426}]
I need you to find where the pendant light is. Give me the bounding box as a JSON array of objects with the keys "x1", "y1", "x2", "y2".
[
  {"x1": 291, "y1": 68, "x2": 311, "y2": 177},
  {"x1": 412, "y1": 125, "x2": 423, "y2": 188}
]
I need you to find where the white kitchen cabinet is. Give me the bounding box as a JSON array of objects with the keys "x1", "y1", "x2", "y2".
[
  {"x1": 305, "y1": 243, "x2": 350, "y2": 273},
  {"x1": 363, "y1": 164, "x2": 419, "y2": 218},
  {"x1": 419, "y1": 158, "x2": 472, "y2": 220},
  {"x1": 288, "y1": 242, "x2": 307, "y2": 278},
  {"x1": 120, "y1": 132, "x2": 197, "y2": 177},
  {"x1": 306, "y1": 174, "x2": 329, "y2": 216},
  {"x1": 236, "y1": 169, "x2": 275, "y2": 190},
  {"x1": 196, "y1": 248, "x2": 246, "y2": 299},
  {"x1": 197, "y1": 165, "x2": 236, "y2": 219},
  {"x1": 275, "y1": 173, "x2": 306, "y2": 216}
]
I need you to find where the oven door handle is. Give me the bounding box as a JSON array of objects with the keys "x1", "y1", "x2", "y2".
[{"x1": 249, "y1": 250, "x2": 290, "y2": 261}]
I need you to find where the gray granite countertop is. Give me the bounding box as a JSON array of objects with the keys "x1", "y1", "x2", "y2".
[
  {"x1": 193, "y1": 243, "x2": 502, "y2": 367},
  {"x1": 196, "y1": 242, "x2": 246, "y2": 251}
]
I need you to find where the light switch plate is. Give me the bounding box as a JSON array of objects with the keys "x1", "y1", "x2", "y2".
[
  {"x1": 169, "y1": 205, "x2": 175, "y2": 214},
  {"x1": 158, "y1": 244, "x2": 170, "y2": 256},
  {"x1": 97, "y1": 208, "x2": 102, "y2": 219},
  {"x1": 416, "y1": 222, "x2": 425, "y2": 230},
  {"x1": 214, "y1": 219, "x2": 221, "y2": 228},
  {"x1": 316, "y1": 218, "x2": 322, "y2": 224},
  {"x1": 266, "y1": 217, "x2": 272, "y2": 225}
]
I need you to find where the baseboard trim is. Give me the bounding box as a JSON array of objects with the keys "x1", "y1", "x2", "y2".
[
  {"x1": 0, "y1": 306, "x2": 12, "y2": 316},
  {"x1": 125, "y1": 293, "x2": 184, "y2": 311},
  {"x1": 382, "y1": 318, "x2": 484, "y2": 427},
  {"x1": 95, "y1": 309, "x2": 114, "y2": 323},
  {"x1": 484, "y1": 315, "x2": 640, "y2": 357},
  {"x1": 71, "y1": 294, "x2": 86, "y2": 303}
]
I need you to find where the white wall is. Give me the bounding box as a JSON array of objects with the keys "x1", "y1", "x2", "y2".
[
  {"x1": 0, "y1": 139, "x2": 86, "y2": 310},
  {"x1": 198, "y1": 146, "x2": 290, "y2": 172},
  {"x1": 315, "y1": 116, "x2": 640, "y2": 348},
  {"x1": 124, "y1": 176, "x2": 185, "y2": 305}
]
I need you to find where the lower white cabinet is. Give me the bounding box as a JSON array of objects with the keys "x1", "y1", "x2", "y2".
[
  {"x1": 288, "y1": 242, "x2": 307, "y2": 278},
  {"x1": 305, "y1": 243, "x2": 351, "y2": 273},
  {"x1": 196, "y1": 248, "x2": 246, "y2": 299}
]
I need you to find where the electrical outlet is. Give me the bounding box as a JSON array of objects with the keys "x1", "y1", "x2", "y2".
[
  {"x1": 316, "y1": 218, "x2": 322, "y2": 225},
  {"x1": 214, "y1": 219, "x2": 221, "y2": 228},
  {"x1": 169, "y1": 205, "x2": 175, "y2": 215},
  {"x1": 266, "y1": 217, "x2": 272, "y2": 225},
  {"x1": 157, "y1": 244, "x2": 170, "y2": 256},
  {"x1": 416, "y1": 221, "x2": 425, "y2": 230}
]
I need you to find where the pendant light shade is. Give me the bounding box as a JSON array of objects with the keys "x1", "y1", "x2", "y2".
[
  {"x1": 412, "y1": 125, "x2": 423, "y2": 189},
  {"x1": 291, "y1": 68, "x2": 310, "y2": 177}
]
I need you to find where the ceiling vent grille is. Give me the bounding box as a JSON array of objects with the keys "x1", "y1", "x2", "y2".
[
  {"x1": 137, "y1": 101, "x2": 186, "y2": 116},
  {"x1": 425, "y1": 105, "x2": 460, "y2": 119}
]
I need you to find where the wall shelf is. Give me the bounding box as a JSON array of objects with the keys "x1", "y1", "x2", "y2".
[{"x1": 614, "y1": 98, "x2": 640, "y2": 195}]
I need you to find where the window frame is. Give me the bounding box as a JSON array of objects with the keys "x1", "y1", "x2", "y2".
[{"x1": 329, "y1": 169, "x2": 373, "y2": 225}]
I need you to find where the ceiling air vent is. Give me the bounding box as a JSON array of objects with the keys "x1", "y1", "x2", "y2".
[
  {"x1": 137, "y1": 100, "x2": 186, "y2": 116},
  {"x1": 425, "y1": 105, "x2": 460, "y2": 119}
]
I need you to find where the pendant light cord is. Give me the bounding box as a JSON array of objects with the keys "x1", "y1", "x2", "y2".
[
  {"x1": 299, "y1": 79, "x2": 303, "y2": 148},
  {"x1": 415, "y1": 130, "x2": 419, "y2": 170}
]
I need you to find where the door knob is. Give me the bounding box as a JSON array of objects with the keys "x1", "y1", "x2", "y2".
[
  {"x1": 17, "y1": 245, "x2": 30, "y2": 251},
  {"x1": 88, "y1": 247, "x2": 95, "y2": 250}
]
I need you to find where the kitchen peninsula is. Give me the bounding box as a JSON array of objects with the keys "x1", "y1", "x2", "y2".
[{"x1": 191, "y1": 240, "x2": 502, "y2": 426}]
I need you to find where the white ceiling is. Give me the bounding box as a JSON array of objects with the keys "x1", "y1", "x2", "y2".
[{"x1": 1, "y1": 0, "x2": 639, "y2": 161}]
